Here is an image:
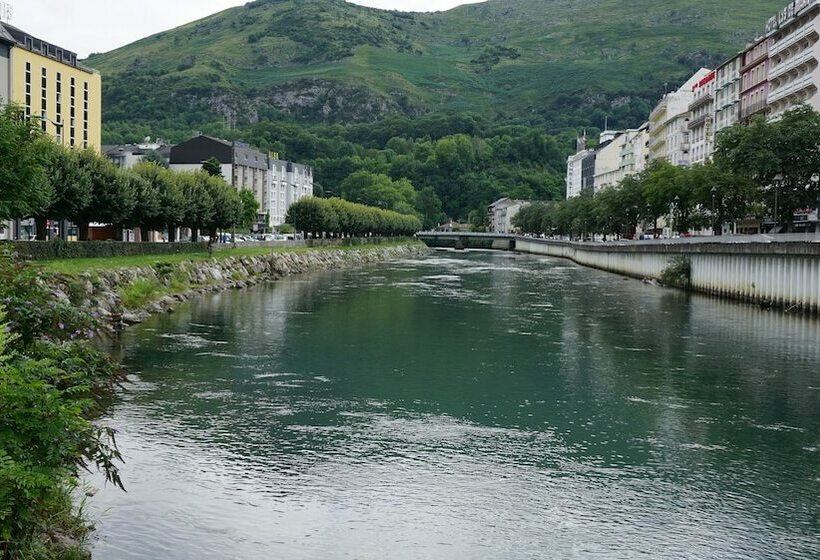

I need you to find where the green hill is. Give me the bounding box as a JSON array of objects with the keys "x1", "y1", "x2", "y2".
[{"x1": 88, "y1": 0, "x2": 783, "y2": 141}]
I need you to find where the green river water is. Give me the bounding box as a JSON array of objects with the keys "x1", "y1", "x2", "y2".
[{"x1": 88, "y1": 250, "x2": 820, "y2": 559}]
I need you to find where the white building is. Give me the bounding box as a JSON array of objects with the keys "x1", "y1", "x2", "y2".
[
  {"x1": 619, "y1": 123, "x2": 650, "y2": 177},
  {"x1": 714, "y1": 53, "x2": 743, "y2": 133},
  {"x1": 688, "y1": 70, "x2": 716, "y2": 165},
  {"x1": 488, "y1": 198, "x2": 530, "y2": 233},
  {"x1": 648, "y1": 68, "x2": 713, "y2": 164},
  {"x1": 268, "y1": 159, "x2": 314, "y2": 227},
  {"x1": 566, "y1": 134, "x2": 591, "y2": 199},
  {"x1": 592, "y1": 130, "x2": 625, "y2": 191},
  {"x1": 765, "y1": 0, "x2": 820, "y2": 118}
]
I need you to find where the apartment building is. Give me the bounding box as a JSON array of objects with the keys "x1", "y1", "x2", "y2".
[
  {"x1": 714, "y1": 53, "x2": 743, "y2": 132},
  {"x1": 488, "y1": 198, "x2": 530, "y2": 234},
  {"x1": 565, "y1": 134, "x2": 591, "y2": 199},
  {"x1": 169, "y1": 136, "x2": 314, "y2": 230},
  {"x1": 740, "y1": 36, "x2": 770, "y2": 121},
  {"x1": 688, "y1": 70, "x2": 716, "y2": 164},
  {"x1": 268, "y1": 159, "x2": 314, "y2": 227},
  {"x1": 170, "y1": 135, "x2": 271, "y2": 229},
  {"x1": 765, "y1": 0, "x2": 820, "y2": 118},
  {"x1": 648, "y1": 68, "x2": 712, "y2": 163},
  {"x1": 0, "y1": 22, "x2": 101, "y2": 150},
  {"x1": 619, "y1": 123, "x2": 650, "y2": 178}
]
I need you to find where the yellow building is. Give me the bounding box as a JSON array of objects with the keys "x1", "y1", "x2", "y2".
[{"x1": 0, "y1": 22, "x2": 101, "y2": 151}]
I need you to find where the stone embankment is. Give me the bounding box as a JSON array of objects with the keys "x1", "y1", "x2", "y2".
[{"x1": 48, "y1": 244, "x2": 427, "y2": 330}]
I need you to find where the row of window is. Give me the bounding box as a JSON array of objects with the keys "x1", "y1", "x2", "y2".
[{"x1": 22, "y1": 62, "x2": 91, "y2": 148}]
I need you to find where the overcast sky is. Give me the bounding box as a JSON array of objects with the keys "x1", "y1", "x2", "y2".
[{"x1": 7, "y1": 0, "x2": 486, "y2": 58}]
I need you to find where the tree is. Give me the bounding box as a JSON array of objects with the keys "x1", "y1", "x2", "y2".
[
  {"x1": 0, "y1": 104, "x2": 53, "y2": 223},
  {"x1": 69, "y1": 151, "x2": 136, "y2": 240},
  {"x1": 468, "y1": 208, "x2": 489, "y2": 232},
  {"x1": 238, "y1": 189, "x2": 260, "y2": 230},
  {"x1": 202, "y1": 157, "x2": 223, "y2": 177},
  {"x1": 133, "y1": 161, "x2": 186, "y2": 241},
  {"x1": 714, "y1": 105, "x2": 820, "y2": 231},
  {"x1": 414, "y1": 186, "x2": 446, "y2": 230},
  {"x1": 36, "y1": 145, "x2": 93, "y2": 240},
  {"x1": 141, "y1": 150, "x2": 169, "y2": 168}
]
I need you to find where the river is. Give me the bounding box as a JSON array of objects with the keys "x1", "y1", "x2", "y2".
[{"x1": 88, "y1": 250, "x2": 820, "y2": 559}]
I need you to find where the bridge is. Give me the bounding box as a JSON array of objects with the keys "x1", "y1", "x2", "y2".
[
  {"x1": 416, "y1": 232, "x2": 820, "y2": 314},
  {"x1": 415, "y1": 231, "x2": 516, "y2": 251}
]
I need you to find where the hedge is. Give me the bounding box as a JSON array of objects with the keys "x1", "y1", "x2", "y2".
[
  {"x1": 287, "y1": 197, "x2": 422, "y2": 237},
  {"x1": 3, "y1": 240, "x2": 209, "y2": 260}
]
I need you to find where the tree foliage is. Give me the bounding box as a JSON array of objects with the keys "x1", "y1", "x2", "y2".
[
  {"x1": 0, "y1": 105, "x2": 54, "y2": 221},
  {"x1": 287, "y1": 197, "x2": 421, "y2": 237}
]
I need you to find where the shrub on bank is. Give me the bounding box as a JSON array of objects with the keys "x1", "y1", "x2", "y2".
[
  {"x1": 4, "y1": 240, "x2": 208, "y2": 261},
  {"x1": 0, "y1": 249, "x2": 123, "y2": 557}
]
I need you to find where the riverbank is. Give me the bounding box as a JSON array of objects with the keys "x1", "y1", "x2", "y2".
[
  {"x1": 1, "y1": 241, "x2": 426, "y2": 558},
  {"x1": 45, "y1": 242, "x2": 428, "y2": 331}
]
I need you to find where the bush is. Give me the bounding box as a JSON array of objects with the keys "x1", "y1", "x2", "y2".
[
  {"x1": 660, "y1": 256, "x2": 691, "y2": 289},
  {"x1": 3, "y1": 240, "x2": 208, "y2": 261},
  {"x1": 286, "y1": 197, "x2": 421, "y2": 237},
  {"x1": 0, "y1": 312, "x2": 123, "y2": 557},
  {"x1": 120, "y1": 278, "x2": 162, "y2": 309}
]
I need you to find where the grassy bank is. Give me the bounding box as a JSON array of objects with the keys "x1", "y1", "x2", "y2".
[{"x1": 37, "y1": 240, "x2": 423, "y2": 275}]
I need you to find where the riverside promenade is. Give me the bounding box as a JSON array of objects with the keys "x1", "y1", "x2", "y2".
[{"x1": 417, "y1": 232, "x2": 820, "y2": 314}]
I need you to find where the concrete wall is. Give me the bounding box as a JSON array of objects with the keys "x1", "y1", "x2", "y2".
[{"x1": 515, "y1": 237, "x2": 820, "y2": 313}]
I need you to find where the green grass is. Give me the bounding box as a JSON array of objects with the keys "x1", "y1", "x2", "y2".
[
  {"x1": 120, "y1": 278, "x2": 163, "y2": 309},
  {"x1": 38, "y1": 241, "x2": 422, "y2": 275}
]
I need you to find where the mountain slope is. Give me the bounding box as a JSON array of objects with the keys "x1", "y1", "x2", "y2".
[{"x1": 86, "y1": 0, "x2": 785, "y2": 139}]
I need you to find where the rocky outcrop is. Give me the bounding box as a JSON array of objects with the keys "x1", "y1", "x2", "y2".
[{"x1": 48, "y1": 245, "x2": 428, "y2": 331}]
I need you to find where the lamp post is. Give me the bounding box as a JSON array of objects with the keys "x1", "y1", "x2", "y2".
[
  {"x1": 773, "y1": 174, "x2": 783, "y2": 233},
  {"x1": 812, "y1": 174, "x2": 820, "y2": 233},
  {"x1": 710, "y1": 186, "x2": 718, "y2": 235}
]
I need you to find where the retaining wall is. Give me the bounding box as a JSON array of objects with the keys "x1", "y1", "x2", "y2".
[{"x1": 515, "y1": 238, "x2": 820, "y2": 314}]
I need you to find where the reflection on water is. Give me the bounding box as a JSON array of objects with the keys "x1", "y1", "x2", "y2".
[{"x1": 89, "y1": 251, "x2": 820, "y2": 559}]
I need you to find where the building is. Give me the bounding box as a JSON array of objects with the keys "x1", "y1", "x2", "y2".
[
  {"x1": 566, "y1": 134, "x2": 592, "y2": 199},
  {"x1": 0, "y1": 22, "x2": 101, "y2": 150},
  {"x1": 648, "y1": 68, "x2": 712, "y2": 164},
  {"x1": 169, "y1": 135, "x2": 313, "y2": 230},
  {"x1": 591, "y1": 130, "x2": 625, "y2": 191},
  {"x1": 103, "y1": 138, "x2": 172, "y2": 168},
  {"x1": 765, "y1": 0, "x2": 820, "y2": 119},
  {"x1": 688, "y1": 70, "x2": 716, "y2": 164},
  {"x1": 488, "y1": 198, "x2": 530, "y2": 234},
  {"x1": 739, "y1": 36, "x2": 770, "y2": 121},
  {"x1": 714, "y1": 53, "x2": 743, "y2": 133},
  {"x1": 268, "y1": 158, "x2": 314, "y2": 227},
  {"x1": 1, "y1": 20, "x2": 101, "y2": 240},
  {"x1": 619, "y1": 123, "x2": 650, "y2": 177}
]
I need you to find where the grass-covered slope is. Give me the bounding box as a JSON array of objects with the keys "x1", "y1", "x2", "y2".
[{"x1": 86, "y1": 0, "x2": 784, "y2": 140}]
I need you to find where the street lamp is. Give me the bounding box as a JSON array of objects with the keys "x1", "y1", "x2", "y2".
[
  {"x1": 710, "y1": 186, "x2": 718, "y2": 235},
  {"x1": 773, "y1": 174, "x2": 783, "y2": 233}
]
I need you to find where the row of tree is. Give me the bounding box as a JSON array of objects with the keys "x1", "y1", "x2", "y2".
[
  {"x1": 286, "y1": 197, "x2": 422, "y2": 238},
  {"x1": 0, "y1": 104, "x2": 258, "y2": 241},
  {"x1": 514, "y1": 106, "x2": 820, "y2": 237}
]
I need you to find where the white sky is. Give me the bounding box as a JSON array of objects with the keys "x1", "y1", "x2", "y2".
[{"x1": 6, "y1": 0, "x2": 486, "y2": 58}]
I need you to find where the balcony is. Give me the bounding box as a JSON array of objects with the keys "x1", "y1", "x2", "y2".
[
  {"x1": 687, "y1": 113, "x2": 711, "y2": 130},
  {"x1": 768, "y1": 73, "x2": 815, "y2": 104},
  {"x1": 769, "y1": 19, "x2": 818, "y2": 58},
  {"x1": 688, "y1": 92, "x2": 714, "y2": 111},
  {"x1": 768, "y1": 48, "x2": 817, "y2": 81},
  {"x1": 740, "y1": 99, "x2": 768, "y2": 119}
]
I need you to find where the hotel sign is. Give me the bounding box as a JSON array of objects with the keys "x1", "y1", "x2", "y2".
[{"x1": 766, "y1": 0, "x2": 814, "y2": 33}]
